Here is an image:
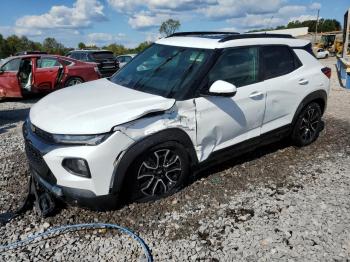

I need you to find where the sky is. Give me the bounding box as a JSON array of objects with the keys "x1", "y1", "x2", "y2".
[{"x1": 0, "y1": 0, "x2": 349, "y2": 48}]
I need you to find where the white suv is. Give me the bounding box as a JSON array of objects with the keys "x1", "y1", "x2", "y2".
[{"x1": 23, "y1": 32, "x2": 331, "y2": 210}]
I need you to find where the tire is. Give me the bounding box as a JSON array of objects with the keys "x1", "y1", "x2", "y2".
[
  {"x1": 124, "y1": 141, "x2": 190, "y2": 203},
  {"x1": 325, "y1": 54, "x2": 328, "y2": 59},
  {"x1": 64, "y1": 77, "x2": 83, "y2": 87},
  {"x1": 291, "y1": 102, "x2": 323, "y2": 147}
]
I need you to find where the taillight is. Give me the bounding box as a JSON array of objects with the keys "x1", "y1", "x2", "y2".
[{"x1": 321, "y1": 67, "x2": 331, "y2": 79}]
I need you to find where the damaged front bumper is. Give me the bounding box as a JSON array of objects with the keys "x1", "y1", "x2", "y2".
[
  {"x1": 22, "y1": 119, "x2": 134, "y2": 210},
  {"x1": 30, "y1": 168, "x2": 119, "y2": 210}
]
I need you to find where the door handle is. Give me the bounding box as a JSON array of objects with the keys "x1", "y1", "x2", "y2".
[
  {"x1": 298, "y1": 79, "x2": 309, "y2": 85},
  {"x1": 249, "y1": 91, "x2": 264, "y2": 99}
]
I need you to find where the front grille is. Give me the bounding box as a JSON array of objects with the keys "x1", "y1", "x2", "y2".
[
  {"x1": 25, "y1": 139, "x2": 48, "y2": 173},
  {"x1": 25, "y1": 139, "x2": 57, "y2": 184}
]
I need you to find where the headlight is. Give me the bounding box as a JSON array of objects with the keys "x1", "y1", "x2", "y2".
[{"x1": 52, "y1": 133, "x2": 112, "y2": 146}]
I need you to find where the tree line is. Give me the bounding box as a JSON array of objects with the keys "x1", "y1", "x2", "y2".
[
  {"x1": 249, "y1": 18, "x2": 341, "y2": 33},
  {"x1": 77, "y1": 41, "x2": 152, "y2": 56},
  {"x1": 0, "y1": 35, "x2": 67, "y2": 58},
  {"x1": 0, "y1": 34, "x2": 152, "y2": 59},
  {"x1": 0, "y1": 17, "x2": 341, "y2": 59}
]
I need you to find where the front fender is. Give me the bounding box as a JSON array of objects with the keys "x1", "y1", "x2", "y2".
[{"x1": 109, "y1": 128, "x2": 198, "y2": 194}]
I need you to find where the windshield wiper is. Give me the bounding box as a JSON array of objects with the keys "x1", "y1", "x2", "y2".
[{"x1": 133, "y1": 49, "x2": 185, "y2": 91}]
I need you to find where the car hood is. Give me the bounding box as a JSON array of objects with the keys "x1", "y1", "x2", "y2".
[{"x1": 30, "y1": 78, "x2": 175, "y2": 134}]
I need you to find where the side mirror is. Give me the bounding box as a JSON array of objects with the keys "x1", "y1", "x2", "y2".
[
  {"x1": 208, "y1": 80, "x2": 237, "y2": 97},
  {"x1": 0, "y1": 68, "x2": 4, "y2": 74}
]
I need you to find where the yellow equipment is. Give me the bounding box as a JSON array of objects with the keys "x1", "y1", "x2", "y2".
[{"x1": 315, "y1": 33, "x2": 348, "y2": 56}]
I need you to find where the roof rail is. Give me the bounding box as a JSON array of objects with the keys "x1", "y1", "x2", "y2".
[
  {"x1": 167, "y1": 31, "x2": 239, "y2": 38},
  {"x1": 219, "y1": 33, "x2": 294, "y2": 42}
]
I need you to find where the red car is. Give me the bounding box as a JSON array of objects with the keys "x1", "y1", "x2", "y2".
[{"x1": 0, "y1": 55, "x2": 100, "y2": 99}]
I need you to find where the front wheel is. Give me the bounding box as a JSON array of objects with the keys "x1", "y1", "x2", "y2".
[
  {"x1": 125, "y1": 142, "x2": 190, "y2": 203},
  {"x1": 291, "y1": 102, "x2": 323, "y2": 147}
]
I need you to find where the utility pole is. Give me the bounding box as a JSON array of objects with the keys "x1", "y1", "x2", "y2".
[
  {"x1": 314, "y1": 9, "x2": 320, "y2": 44},
  {"x1": 267, "y1": 16, "x2": 274, "y2": 29},
  {"x1": 343, "y1": 8, "x2": 350, "y2": 58}
]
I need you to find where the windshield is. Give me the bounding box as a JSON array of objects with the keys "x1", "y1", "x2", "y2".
[
  {"x1": 110, "y1": 44, "x2": 213, "y2": 99},
  {"x1": 0, "y1": 58, "x2": 10, "y2": 67}
]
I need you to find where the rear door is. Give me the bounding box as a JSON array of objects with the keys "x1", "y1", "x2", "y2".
[
  {"x1": 33, "y1": 57, "x2": 61, "y2": 91},
  {"x1": 195, "y1": 47, "x2": 266, "y2": 160},
  {"x1": 0, "y1": 58, "x2": 22, "y2": 98},
  {"x1": 260, "y1": 45, "x2": 304, "y2": 134}
]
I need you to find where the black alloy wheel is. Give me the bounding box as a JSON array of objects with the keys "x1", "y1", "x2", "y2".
[
  {"x1": 126, "y1": 142, "x2": 189, "y2": 202},
  {"x1": 292, "y1": 102, "x2": 322, "y2": 146}
]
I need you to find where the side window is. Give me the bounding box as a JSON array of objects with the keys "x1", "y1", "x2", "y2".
[
  {"x1": 2, "y1": 58, "x2": 21, "y2": 71},
  {"x1": 208, "y1": 47, "x2": 259, "y2": 88},
  {"x1": 75, "y1": 53, "x2": 82, "y2": 60},
  {"x1": 262, "y1": 46, "x2": 298, "y2": 80},
  {"x1": 124, "y1": 56, "x2": 132, "y2": 63},
  {"x1": 81, "y1": 53, "x2": 88, "y2": 61},
  {"x1": 61, "y1": 59, "x2": 73, "y2": 66},
  {"x1": 37, "y1": 58, "x2": 60, "y2": 68},
  {"x1": 70, "y1": 53, "x2": 80, "y2": 60},
  {"x1": 118, "y1": 56, "x2": 125, "y2": 63}
]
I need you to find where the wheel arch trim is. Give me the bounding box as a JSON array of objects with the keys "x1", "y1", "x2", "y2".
[
  {"x1": 64, "y1": 76, "x2": 84, "y2": 86},
  {"x1": 292, "y1": 90, "x2": 327, "y2": 126},
  {"x1": 109, "y1": 128, "x2": 198, "y2": 194}
]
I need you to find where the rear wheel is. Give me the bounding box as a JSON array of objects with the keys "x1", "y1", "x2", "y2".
[
  {"x1": 125, "y1": 142, "x2": 190, "y2": 203},
  {"x1": 64, "y1": 77, "x2": 83, "y2": 87},
  {"x1": 291, "y1": 102, "x2": 323, "y2": 147}
]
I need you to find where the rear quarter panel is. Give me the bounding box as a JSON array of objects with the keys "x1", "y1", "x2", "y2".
[
  {"x1": 294, "y1": 49, "x2": 330, "y2": 95},
  {"x1": 291, "y1": 49, "x2": 330, "y2": 116},
  {"x1": 66, "y1": 64, "x2": 100, "y2": 82}
]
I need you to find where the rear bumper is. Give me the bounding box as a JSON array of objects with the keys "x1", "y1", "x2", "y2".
[{"x1": 99, "y1": 69, "x2": 118, "y2": 78}]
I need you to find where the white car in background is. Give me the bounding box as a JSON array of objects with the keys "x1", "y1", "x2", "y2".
[
  {"x1": 116, "y1": 54, "x2": 136, "y2": 68},
  {"x1": 23, "y1": 32, "x2": 331, "y2": 210},
  {"x1": 316, "y1": 48, "x2": 330, "y2": 59}
]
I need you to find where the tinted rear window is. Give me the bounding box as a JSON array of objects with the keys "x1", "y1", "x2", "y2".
[
  {"x1": 262, "y1": 46, "x2": 298, "y2": 80},
  {"x1": 91, "y1": 52, "x2": 114, "y2": 60}
]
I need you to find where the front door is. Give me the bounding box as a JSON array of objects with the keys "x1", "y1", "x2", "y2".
[
  {"x1": 195, "y1": 47, "x2": 266, "y2": 161},
  {"x1": 0, "y1": 58, "x2": 22, "y2": 98}
]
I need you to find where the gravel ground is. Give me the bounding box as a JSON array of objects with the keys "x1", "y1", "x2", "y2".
[{"x1": 0, "y1": 57, "x2": 350, "y2": 261}]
